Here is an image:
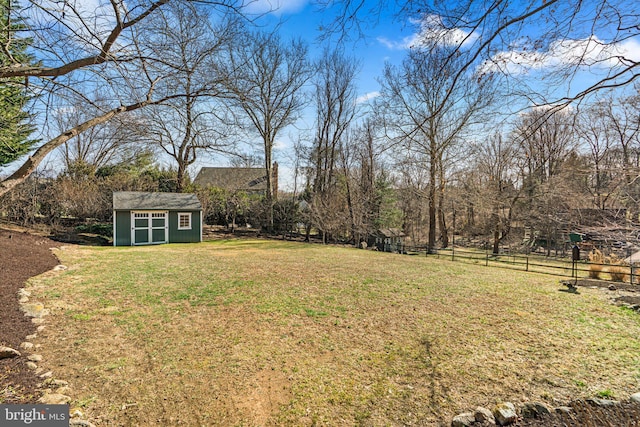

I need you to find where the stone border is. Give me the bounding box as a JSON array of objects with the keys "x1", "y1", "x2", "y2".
[
  {"x1": 451, "y1": 394, "x2": 640, "y2": 426},
  {"x1": 17, "y1": 263, "x2": 97, "y2": 427}
]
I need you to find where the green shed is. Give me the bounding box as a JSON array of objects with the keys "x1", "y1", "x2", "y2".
[{"x1": 112, "y1": 191, "x2": 202, "y2": 246}]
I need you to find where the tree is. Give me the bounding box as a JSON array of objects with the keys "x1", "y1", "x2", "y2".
[
  {"x1": 141, "y1": 3, "x2": 237, "y2": 192},
  {"x1": 471, "y1": 133, "x2": 520, "y2": 253},
  {"x1": 380, "y1": 43, "x2": 493, "y2": 252},
  {"x1": 306, "y1": 48, "x2": 360, "y2": 242},
  {"x1": 0, "y1": 0, "x2": 36, "y2": 165},
  {"x1": 326, "y1": 0, "x2": 639, "y2": 107},
  {"x1": 53, "y1": 103, "x2": 147, "y2": 172},
  {"x1": 223, "y1": 30, "x2": 311, "y2": 229},
  {"x1": 0, "y1": 0, "x2": 243, "y2": 197}
]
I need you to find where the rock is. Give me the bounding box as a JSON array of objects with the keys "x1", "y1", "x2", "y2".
[
  {"x1": 38, "y1": 393, "x2": 71, "y2": 405},
  {"x1": 28, "y1": 354, "x2": 43, "y2": 362},
  {"x1": 26, "y1": 362, "x2": 38, "y2": 370},
  {"x1": 19, "y1": 296, "x2": 29, "y2": 303},
  {"x1": 37, "y1": 325, "x2": 46, "y2": 332},
  {"x1": 587, "y1": 397, "x2": 619, "y2": 407},
  {"x1": 39, "y1": 371, "x2": 53, "y2": 379},
  {"x1": 474, "y1": 406, "x2": 496, "y2": 424},
  {"x1": 53, "y1": 265, "x2": 68, "y2": 271},
  {"x1": 521, "y1": 402, "x2": 551, "y2": 419},
  {"x1": 493, "y1": 402, "x2": 517, "y2": 426},
  {"x1": 70, "y1": 420, "x2": 96, "y2": 427},
  {"x1": 18, "y1": 289, "x2": 32, "y2": 297},
  {"x1": 608, "y1": 284, "x2": 617, "y2": 291},
  {"x1": 22, "y1": 302, "x2": 49, "y2": 318},
  {"x1": 26, "y1": 334, "x2": 37, "y2": 340},
  {"x1": 0, "y1": 346, "x2": 21, "y2": 359},
  {"x1": 630, "y1": 392, "x2": 640, "y2": 403},
  {"x1": 20, "y1": 342, "x2": 34, "y2": 350},
  {"x1": 451, "y1": 412, "x2": 475, "y2": 427},
  {"x1": 555, "y1": 406, "x2": 572, "y2": 415},
  {"x1": 56, "y1": 386, "x2": 71, "y2": 395},
  {"x1": 70, "y1": 409, "x2": 84, "y2": 418}
]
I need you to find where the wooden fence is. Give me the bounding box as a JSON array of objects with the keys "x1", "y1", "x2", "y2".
[{"x1": 400, "y1": 245, "x2": 639, "y2": 285}]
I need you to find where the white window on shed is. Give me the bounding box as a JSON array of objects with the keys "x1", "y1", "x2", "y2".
[{"x1": 178, "y1": 212, "x2": 192, "y2": 230}]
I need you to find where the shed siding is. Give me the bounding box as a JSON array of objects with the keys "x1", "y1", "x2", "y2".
[
  {"x1": 115, "y1": 211, "x2": 132, "y2": 246},
  {"x1": 168, "y1": 210, "x2": 201, "y2": 243}
]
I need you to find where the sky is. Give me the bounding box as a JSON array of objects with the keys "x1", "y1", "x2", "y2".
[
  {"x1": 223, "y1": 0, "x2": 640, "y2": 191},
  {"x1": 4, "y1": 0, "x2": 640, "y2": 190}
]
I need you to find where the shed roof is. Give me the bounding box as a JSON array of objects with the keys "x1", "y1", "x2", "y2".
[
  {"x1": 193, "y1": 167, "x2": 268, "y2": 192},
  {"x1": 376, "y1": 228, "x2": 406, "y2": 238},
  {"x1": 113, "y1": 191, "x2": 202, "y2": 211}
]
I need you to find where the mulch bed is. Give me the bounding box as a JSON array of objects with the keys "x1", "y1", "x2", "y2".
[
  {"x1": 1, "y1": 229, "x2": 639, "y2": 425},
  {"x1": 0, "y1": 229, "x2": 60, "y2": 403}
]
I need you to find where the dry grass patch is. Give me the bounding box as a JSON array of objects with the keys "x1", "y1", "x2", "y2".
[{"x1": 28, "y1": 241, "x2": 640, "y2": 426}]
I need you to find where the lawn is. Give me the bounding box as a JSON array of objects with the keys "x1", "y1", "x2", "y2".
[{"x1": 28, "y1": 239, "x2": 640, "y2": 426}]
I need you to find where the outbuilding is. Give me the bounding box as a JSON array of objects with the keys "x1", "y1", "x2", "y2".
[{"x1": 112, "y1": 191, "x2": 202, "y2": 246}]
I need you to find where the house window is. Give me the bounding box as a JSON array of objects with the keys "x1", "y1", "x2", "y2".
[{"x1": 178, "y1": 212, "x2": 192, "y2": 230}]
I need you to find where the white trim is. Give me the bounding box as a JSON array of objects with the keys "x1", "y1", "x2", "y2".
[
  {"x1": 131, "y1": 210, "x2": 168, "y2": 245},
  {"x1": 177, "y1": 212, "x2": 192, "y2": 230}
]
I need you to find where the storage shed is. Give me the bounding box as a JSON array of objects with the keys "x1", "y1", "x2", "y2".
[{"x1": 113, "y1": 191, "x2": 202, "y2": 246}]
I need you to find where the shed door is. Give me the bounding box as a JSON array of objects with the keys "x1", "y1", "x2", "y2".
[{"x1": 131, "y1": 211, "x2": 168, "y2": 245}]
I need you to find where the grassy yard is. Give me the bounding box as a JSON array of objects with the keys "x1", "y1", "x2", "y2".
[{"x1": 28, "y1": 240, "x2": 640, "y2": 426}]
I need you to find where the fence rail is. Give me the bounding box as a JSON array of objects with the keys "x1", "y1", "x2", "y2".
[{"x1": 400, "y1": 245, "x2": 639, "y2": 285}]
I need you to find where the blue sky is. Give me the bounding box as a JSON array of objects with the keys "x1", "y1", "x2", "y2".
[
  {"x1": 236, "y1": 0, "x2": 640, "y2": 190},
  {"x1": 5, "y1": 0, "x2": 639, "y2": 189}
]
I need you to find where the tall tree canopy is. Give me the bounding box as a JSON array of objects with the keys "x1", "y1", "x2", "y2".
[{"x1": 0, "y1": 0, "x2": 36, "y2": 165}]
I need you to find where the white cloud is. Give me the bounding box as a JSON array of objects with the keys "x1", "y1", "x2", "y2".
[
  {"x1": 379, "y1": 15, "x2": 478, "y2": 51},
  {"x1": 242, "y1": 0, "x2": 309, "y2": 16},
  {"x1": 356, "y1": 91, "x2": 380, "y2": 104},
  {"x1": 480, "y1": 35, "x2": 640, "y2": 75}
]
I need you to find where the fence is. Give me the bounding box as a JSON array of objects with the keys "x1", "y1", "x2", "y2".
[{"x1": 401, "y1": 245, "x2": 639, "y2": 285}]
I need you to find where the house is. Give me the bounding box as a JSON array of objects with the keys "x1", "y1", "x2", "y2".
[
  {"x1": 370, "y1": 228, "x2": 406, "y2": 253},
  {"x1": 112, "y1": 191, "x2": 202, "y2": 246},
  {"x1": 193, "y1": 163, "x2": 278, "y2": 196}
]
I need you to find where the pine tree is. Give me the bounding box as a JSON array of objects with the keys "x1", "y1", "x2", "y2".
[{"x1": 0, "y1": 0, "x2": 37, "y2": 166}]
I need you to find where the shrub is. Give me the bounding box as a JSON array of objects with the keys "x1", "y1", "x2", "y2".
[
  {"x1": 587, "y1": 249, "x2": 605, "y2": 279},
  {"x1": 606, "y1": 254, "x2": 629, "y2": 282}
]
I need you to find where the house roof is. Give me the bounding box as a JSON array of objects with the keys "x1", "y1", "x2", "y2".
[
  {"x1": 193, "y1": 167, "x2": 268, "y2": 192},
  {"x1": 113, "y1": 191, "x2": 202, "y2": 211},
  {"x1": 376, "y1": 228, "x2": 406, "y2": 238}
]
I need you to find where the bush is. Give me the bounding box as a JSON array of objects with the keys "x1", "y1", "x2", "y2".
[
  {"x1": 606, "y1": 254, "x2": 629, "y2": 282},
  {"x1": 588, "y1": 249, "x2": 605, "y2": 279}
]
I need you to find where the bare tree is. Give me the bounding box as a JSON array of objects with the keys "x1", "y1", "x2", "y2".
[
  {"x1": 223, "y1": 30, "x2": 311, "y2": 229},
  {"x1": 52, "y1": 100, "x2": 148, "y2": 172},
  {"x1": 380, "y1": 44, "x2": 494, "y2": 252},
  {"x1": 306, "y1": 48, "x2": 360, "y2": 241},
  {"x1": 511, "y1": 106, "x2": 577, "y2": 201},
  {"x1": 140, "y1": 3, "x2": 238, "y2": 192},
  {"x1": 0, "y1": 0, "x2": 244, "y2": 197},
  {"x1": 324, "y1": 0, "x2": 639, "y2": 108}
]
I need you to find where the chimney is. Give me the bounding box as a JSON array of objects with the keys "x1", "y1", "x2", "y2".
[{"x1": 272, "y1": 162, "x2": 278, "y2": 200}]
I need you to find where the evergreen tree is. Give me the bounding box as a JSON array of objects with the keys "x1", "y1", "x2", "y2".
[{"x1": 0, "y1": 0, "x2": 37, "y2": 166}]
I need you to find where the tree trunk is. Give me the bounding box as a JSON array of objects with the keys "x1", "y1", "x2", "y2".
[{"x1": 427, "y1": 144, "x2": 437, "y2": 253}]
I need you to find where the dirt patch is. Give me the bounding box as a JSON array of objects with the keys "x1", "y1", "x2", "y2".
[{"x1": 0, "y1": 228, "x2": 60, "y2": 403}]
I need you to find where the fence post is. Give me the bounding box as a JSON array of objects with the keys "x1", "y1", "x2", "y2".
[
  {"x1": 452, "y1": 245, "x2": 455, "y2": 262},
  {"x1": 526, "y1": 256, "x2": 529, "y2": 272},
  {"x1": 631, "y1": 264, "x2": 635, "y2": 285}
]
